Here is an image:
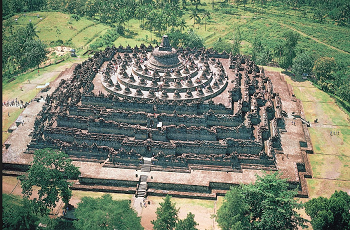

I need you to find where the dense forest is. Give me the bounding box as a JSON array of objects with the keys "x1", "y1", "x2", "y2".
[
  {"x1": 3, "y1": 0, "x2": 350, "y2": 27},
  {"x1": 2, "y1": 0, "x2": 350, "y2": 107}
]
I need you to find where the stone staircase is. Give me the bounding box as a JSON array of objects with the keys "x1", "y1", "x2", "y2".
[
  {"x1": 141, "y1": 157, "x2": 152, "y2": 172},
  {"x1": 136, "y1": 157, "x2": 151, "y2": 198},
  {"x1": 133, "y1": 157, "x2": 152, "y2": 215},
  {"x1": 137, "y1": 175, "x2": 148, "y2": 197}
]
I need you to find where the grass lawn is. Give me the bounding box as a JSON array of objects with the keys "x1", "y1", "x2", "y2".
[
  {"x1": 114, "y1": 19, "x2": 156, "y2": 47},
  {"x1": 282, "y1": 73, "x2": 350, "y2": 199},
  {"x1": 308, "y1": 154, "x2": 350, "y2": 181},
  {"x1": 71, "y1": 24, "x2": 110, "y2": 48},
  {"x1": 310, "y1": 126, "x2": 350, "y2": 156},
  {"x1": 144, "y1": 195, "x2": 218, "y2": 230},
  {"x1": 35, "y1": 12, "x2": 95, "y2": 44},
  {"x1": 71, "y1": 190, "x2": 133, "y2": 201},
  {"x1": 307, "y1": 179, "x2": 350, "y2": 199}
]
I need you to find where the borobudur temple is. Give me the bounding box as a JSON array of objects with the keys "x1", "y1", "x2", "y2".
[{"x1": 25, "y1": 35, "x2": 313, "y2": 199}]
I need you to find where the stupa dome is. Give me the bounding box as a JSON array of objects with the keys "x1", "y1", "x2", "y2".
[{"x1": 147, "y1": 35, "x2": 182, "y2": 71}]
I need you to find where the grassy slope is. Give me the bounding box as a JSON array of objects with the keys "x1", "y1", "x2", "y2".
[
  {"x1": 190, "y1": 2, "x2": 350, "y2": 67},
  {"x1": 279, "y1": 70, "x2": 350, "y2": 198}
]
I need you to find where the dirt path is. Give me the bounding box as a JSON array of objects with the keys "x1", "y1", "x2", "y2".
[
  {"x1": 2, "y1": 62, "x2": 78, "y2": 163},
  {"x1": 278, "y1": 22, "x2": 350, "y2": 55},
  {"x1": 2, "y1": 58, "x2": 87, "y2": 144}
]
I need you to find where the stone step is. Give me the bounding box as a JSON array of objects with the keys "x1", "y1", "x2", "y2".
[
  {"x1": 137, "y1": 191, "x2": 146, "y2": 197},
  {"x1": 139, "y1": 185, "x2": 147, "y2": 190},
  {"x1": 139, "y1": 183, "x2": 147, "y2": 187},
  {"x1": 141, "y1": 166, "x2": 151, "y2": 172},
  {"x1": 140, "y1": 175, "x2": 148, "y2": 182}
]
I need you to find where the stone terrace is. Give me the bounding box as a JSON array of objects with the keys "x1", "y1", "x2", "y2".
[{"x1": 3, "y1": 40, "x2": 313, "y2": 199}]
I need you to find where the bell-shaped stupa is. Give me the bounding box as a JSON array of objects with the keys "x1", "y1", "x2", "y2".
[{"x1": 147, "y1": 35, "x2": 182, "y2": 71}]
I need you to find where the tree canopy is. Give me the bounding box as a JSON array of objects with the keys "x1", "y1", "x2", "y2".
[
  {"x1": 2, "y1": 22, "x2": 48, "y2": 79},
  {"x1": 217, "y1": 186, "x2": 250, "y2": 230},
  {"x1": 291, "y1": 52, "x2": 315, "y2": 77},
  {"x1": 305, "y1": 190, "x2": 350, "y2": 230},
  {"x1": 217, "y1": 172, "x2": 307, "y2": 230},
  {"x1": 2, "y1": 194, "x2": 39, "y2": 230},
  {"x1": 152, "y1": 195, "x2": 179, "y2": 230},
  {"x1": 313, "y1": 57, "x2": 337, "y2": 81},
  {"x1": 19, "y1": 148, "x2": 80, "y2": 215},
  {"x1": 168, "y1": 29, "x2": 204, "y2": 49},
  {"x1": 73, "y1": 194, "x2": 143, "y2": 230},
  {"x1": 277, "y1": 31, "x2": 300, "y2": 70},
  {"x1": 175, "y1": 212, "x2": 199, "y2": 230}
]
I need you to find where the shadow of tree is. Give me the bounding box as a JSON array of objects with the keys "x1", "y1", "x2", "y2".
[
  {"x1": 282, "y1": 70, "x2": 308, "y2": 82},
  {"x1": 123, "y1": 30, "x2": 138, "y2": 39}
]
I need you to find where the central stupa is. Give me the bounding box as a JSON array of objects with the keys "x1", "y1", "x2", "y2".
[
  {"x1": 147, "y1": 35, "x2": 182, "y2": 71},
  {"x1": 102, "y1": 35, "x2": 228, "y2": 101}
]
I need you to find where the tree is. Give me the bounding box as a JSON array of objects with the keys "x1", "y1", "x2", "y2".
[
  {"x1": 2, "y1": 22, "x2": 48, "y2": 78},
  {"x1": 305, "y1": 190, "x2": 350, "y2": 230},
  {"x1": 178, "y1": 18, "x2": 187, "y2": 32},
  {"x1": 73, "y1": 194, "x2": 142, "y2": 230},
  {"x1": 216, "y1": 186, "x2": 250, "y2": 230},
  {"x1": 216, "y1": 172, "x2": 307, "y2": 230},
  {"x1": 19, "y1": 148, "x2": 80, "y2": 215},
  {"x1": 313, "y1": 5, "x2": 327, "y2": 23},
  {"x1": 21, "y1": 39, "x2": 48, "y2": 70},
  {"x1": 291, "y1": 52, "x2": 314, "y2": 77},
  {"x1": 278, "y1": 31, "x2": 300, "y2": 69},
  {"x1": 189, "y1": 9, "x2": 200, "y2": 25},
  {"x1": 152, "y1": 195, "x2": 179, "y2": 230},
  {"x1": 252, "y1": 37, "x2": 271, "y2": 65},
  {"x1": 313, "y1": 57, "x2": 337, "y2": 81},
  {"x1": 245, "y1": 172, "x2": 307, "y2": 229},
  {"x1": 185, "y1": 29, "x2": 204, "y2": 48},
  {"x1": 2, "y1": 194, "x2": 39, "y2": 230},
  {"x1": 242, "y1": 0, "x2": 247, "y2": 8},
  {"x1": 176, "y1": 212, "x2": 198, "y2": 230},
  {"x1": 213, "y1": 38, "x2": 232, "y2": 53},
  {"x1": 232, "y1": 27, "x2": 241, "y2": 55},
  {"x1": 202, "y1": 10, "x2": 210, "y2": 31}
]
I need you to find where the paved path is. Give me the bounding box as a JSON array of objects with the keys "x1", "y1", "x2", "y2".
[{"x1": 2, "y1": 64, "x2": 77, "y2": 164}]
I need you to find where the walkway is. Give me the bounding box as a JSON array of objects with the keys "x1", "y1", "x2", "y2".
[{"x1": 133, "y1": 157, "x2": 152, "y2": 216}]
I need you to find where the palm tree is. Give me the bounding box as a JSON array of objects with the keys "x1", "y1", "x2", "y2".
[
  {"x1": 179, "y1": 18, "x2": 187, "y2": 32},
  {"x1": 202, "y1": 10, "x2": 210, "y2": 31},
  {"x1": 189, "y1": 9, "x2": 200, "y2": 25},
  {"x1": 194, "y1": 0, "x2": 200, "y2": 10}
]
